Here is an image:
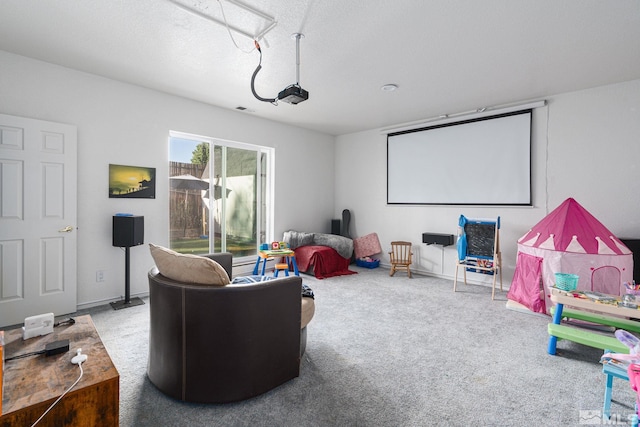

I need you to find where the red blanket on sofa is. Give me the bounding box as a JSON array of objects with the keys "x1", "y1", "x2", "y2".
[{"x1": 294, "y1": 245, "x2": 357, "y2": 279}]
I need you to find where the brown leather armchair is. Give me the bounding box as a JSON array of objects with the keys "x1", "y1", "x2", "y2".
[{"x1": 147, "y1": 252, "x2": 305, "y2": 403}]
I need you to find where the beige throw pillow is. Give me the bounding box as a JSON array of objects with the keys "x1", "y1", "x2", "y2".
[{"x1": 149, "y1": 243, "x2": 230, "y2": 286}]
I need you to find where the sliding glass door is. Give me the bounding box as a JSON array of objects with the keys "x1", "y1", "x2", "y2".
[{"x1": 169, "y1": 132, "x2": 272, "y2": 261}]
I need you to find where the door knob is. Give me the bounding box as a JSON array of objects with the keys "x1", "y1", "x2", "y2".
[{"x1": 58, "y1": 225, "x2": 74, "y2": 233}]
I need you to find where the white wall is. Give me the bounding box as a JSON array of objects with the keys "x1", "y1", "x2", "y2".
[
  {"x1": 335, "y1": 79, "x2": 640, "y2": 287},
  {"x1": 0, "y1": 51, "x2": 335, "y2": 308},
  {"x1": 3, "y1": 48, "x2": 639, "y2": 307}
]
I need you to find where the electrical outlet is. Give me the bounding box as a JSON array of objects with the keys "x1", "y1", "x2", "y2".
[{"x1": 96, "y1": 270, "x2": 105, "y2": 282}]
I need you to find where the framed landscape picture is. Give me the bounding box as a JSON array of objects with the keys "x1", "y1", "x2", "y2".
[{"x1": 109, "y1": 164, "x2": 156, "y2": 199}]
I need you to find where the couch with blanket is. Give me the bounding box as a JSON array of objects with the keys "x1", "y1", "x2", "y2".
[
  {"x1": 146, "y1": 244, "x2": 315, "y2": 403},
  {"x1": 283, "y1": 230, "x2": 357, "y2": 279}
]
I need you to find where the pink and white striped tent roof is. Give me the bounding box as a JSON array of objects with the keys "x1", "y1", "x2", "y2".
[
  {"x1": 508, "y1": 197, "x2": 633, "y2": 314},
  {"x1": 518, "y1": 198, "x2": 631, "y2": 255}
]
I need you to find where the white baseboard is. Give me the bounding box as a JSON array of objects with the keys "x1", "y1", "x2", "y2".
[{"x1": 77, "y1": 291, "x2": 149, "y2": 311}]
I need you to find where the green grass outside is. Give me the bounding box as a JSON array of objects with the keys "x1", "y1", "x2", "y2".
[{"x1": 170, "y1": 237, "x2": 256, "y2": 257}]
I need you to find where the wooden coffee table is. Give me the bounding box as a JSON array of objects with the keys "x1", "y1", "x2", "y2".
[{"x1": 1, "y1": 315, "x2": 119, "y2": 426}]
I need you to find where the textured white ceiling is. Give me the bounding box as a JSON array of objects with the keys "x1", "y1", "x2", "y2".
[{"x1": 1, "y1": 0, "x2": 639, "y2": 135}]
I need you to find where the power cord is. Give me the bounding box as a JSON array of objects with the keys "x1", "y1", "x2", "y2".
[
  {"x1": 5, "y1": 339, "x2": 70, "y2": 361},
  {"x1": 216, "y1": 0, "x2": 257, "y2": 54},
  {"x1": 251, "y1": 40, "x2": 278, "y2": 105},
  {"x1": 54, "y1": 317, "x2": 75, "y2": 327},
  {"x1": 30, "y1": 349, "x2": 88, "y2": 427},
  {"x1": 4, "y1": 349, "x2": 45, "y2": 361}
]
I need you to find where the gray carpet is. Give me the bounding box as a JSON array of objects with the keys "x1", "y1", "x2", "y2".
[{"x1": 80, "y1": 266, "x2": 638, "y2": 426}]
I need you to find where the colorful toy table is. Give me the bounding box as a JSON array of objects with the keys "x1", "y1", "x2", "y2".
[
  {"x1": 548, "y1": 287, "x2": 640, "y2": 424},
  {"x1": 253, "y1": 249, "x2": 300, "y2": 276},
  {"x1": 548, "y1": 287, "x2": 640, "y2": 355}
]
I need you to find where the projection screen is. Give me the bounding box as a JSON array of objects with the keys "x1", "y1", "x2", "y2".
[{"x1": 387, "y1": 110, "x2": 532, "y2": 205}]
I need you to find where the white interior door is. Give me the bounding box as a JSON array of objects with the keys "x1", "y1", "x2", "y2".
[{"x1": 0, "y1": 113, "x2": 77, "y2": 328}]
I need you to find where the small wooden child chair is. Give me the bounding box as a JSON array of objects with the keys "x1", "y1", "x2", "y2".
[{"x1": 389, "y1": 241, "x2": 413, "y2": 278}]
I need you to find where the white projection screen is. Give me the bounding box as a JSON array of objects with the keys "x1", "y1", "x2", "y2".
[{"x1": 387, "y1": 110, "x2": 532, "y2": 205}]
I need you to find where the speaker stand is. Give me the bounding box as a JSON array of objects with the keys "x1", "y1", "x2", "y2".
[{"x1": 111, "y1": 246, "x2": 145, "y2": 310}]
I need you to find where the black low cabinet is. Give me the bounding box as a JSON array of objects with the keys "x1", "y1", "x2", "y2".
[{"x1": 422, "y1": 233, "x2": 455, "y2": 246}]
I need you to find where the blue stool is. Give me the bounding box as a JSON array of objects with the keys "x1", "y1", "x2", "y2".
[
  {"x1": 602, "y1": 356, "x2": 639, "y2": 425},
  {"x1": 603, "y1": 359, "x2": 629, "y2": 420}
]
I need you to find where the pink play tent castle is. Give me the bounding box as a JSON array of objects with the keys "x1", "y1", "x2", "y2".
[{"x1": 507, "y1": 198, "x2": 633, "y2": 314}]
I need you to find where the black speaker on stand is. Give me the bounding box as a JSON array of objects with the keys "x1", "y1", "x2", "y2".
[{"x1": 111, "y1": 215, "x2": 145, "y2": 310}]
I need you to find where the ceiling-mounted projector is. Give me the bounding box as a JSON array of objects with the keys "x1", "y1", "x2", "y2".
[
  {"x1": 278, "y1": 84, "x2": 309, "y2": 105},
  {"x1": 252, "y1": 33, "x2": 309, "y2": 105}
]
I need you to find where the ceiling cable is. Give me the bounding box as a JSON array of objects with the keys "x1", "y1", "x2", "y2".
[
  {"x1": 251, "y1": 41, "x2": 278, "y2": 104},
  {"x1": 216, "y1": 0, "x2": 255, "y2": 54},
  {"x1": 250, "y1": 35, "x2": 309, "y2": 105},
  {"x1": 168, "y1": 0, "x2": 277, "y2": 52}
]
